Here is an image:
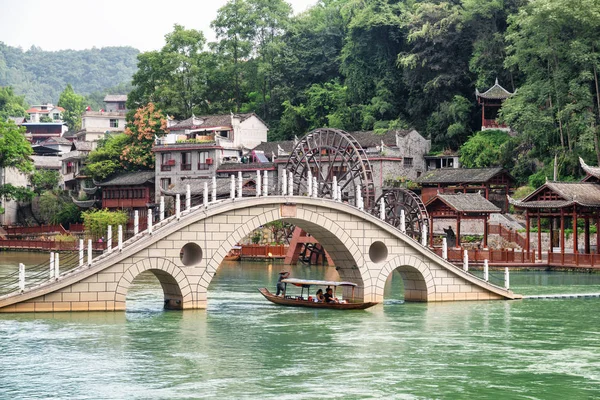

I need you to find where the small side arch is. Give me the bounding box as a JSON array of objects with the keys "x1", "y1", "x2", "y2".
[
  {"x1": 115, "y1": 258, "x2": 194, "y2": 310},
  {"x1": 374, "y1": 254, "x2": 436, "y2": 302}
]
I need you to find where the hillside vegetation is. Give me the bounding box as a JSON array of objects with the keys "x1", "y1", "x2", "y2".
[{"x1": 0, "y1": 42, "x2": 138, "y2": 104}]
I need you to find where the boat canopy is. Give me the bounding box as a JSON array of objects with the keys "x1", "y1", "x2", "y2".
[{"x1": 281, "y1": 278, "x2": 357, "y2": 287}]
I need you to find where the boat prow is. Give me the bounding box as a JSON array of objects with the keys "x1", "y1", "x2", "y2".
[{"x1": 258, "y1": 288, "x2": 378, "y2": 310}]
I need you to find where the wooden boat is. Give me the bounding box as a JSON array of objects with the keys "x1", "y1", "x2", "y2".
[
  {"x1": 258, "y1": 278, "x2": 378, "y2": 310},
  {"x1": 224, "y1": 245, "x2": 241, "y2": 261}
]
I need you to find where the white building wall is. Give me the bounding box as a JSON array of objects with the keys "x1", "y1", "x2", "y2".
[
  {"x1": 0, "y1": 167, "x2": 30, "y2": 225},
  {"x1": 233, "y1": 116, "x2": 268, "y2": 150}
]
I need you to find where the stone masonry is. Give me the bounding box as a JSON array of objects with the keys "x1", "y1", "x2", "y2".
[{"x1": 0, "y1": 197, "x2": 520, "y2": 312}]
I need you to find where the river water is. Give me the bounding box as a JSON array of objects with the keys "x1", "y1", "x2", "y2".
[{"x1": 1, "y1": 252, "x2": 599, "y2": 399}]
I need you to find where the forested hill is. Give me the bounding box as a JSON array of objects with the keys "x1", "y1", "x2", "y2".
[{"x1": 0, "y1": 42, "x2": 139, "y2": 104}]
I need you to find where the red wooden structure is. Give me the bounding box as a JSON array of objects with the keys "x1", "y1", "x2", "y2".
[
  {"x1": 475, "y1": 79, "x2": 513, "y2": 130},
  {"x1": 417, "y1": 167, "x2": 514, "y2": 213},
  {"x1": 425, "y1": 193, "x2": 500, "y2": 249}
]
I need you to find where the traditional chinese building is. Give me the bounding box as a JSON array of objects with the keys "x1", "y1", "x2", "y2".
[
  {"x1": 425, "y1": 193, "x2": 500, "y2": 249},
  {"x1": 96, "y1": 171, "x2": 156, "y2": 226},
  {"x1": 508, "y1": 158, "x2": 600, "y2": 266},
  {"x1": 475, "y1": 79, "x2": 513, "y2": 131},
  {"x1": 416, "y1": 167, "x2": 514, "y2": 213}
]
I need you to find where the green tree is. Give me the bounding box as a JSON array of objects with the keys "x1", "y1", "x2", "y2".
[
  {"x1": 58, "y1": 84, "x2": 86, "y2": 131},
  {"x1": 459, "y1": 129, "x2": 512, "y2": 168},
  {"x1": 502, "y1": 0, "x2": 600, "y2": 173},
  {"x1": 82, "y1": 209, "x2": 128, "y2": 239},
  {"x1": 0, "y1": 86, "x2": 28, "y2": 120},
  {"x1": 36, "y1": 190, "x2": 81, "y2": 225},
  {"x1": 128, "y1": 25, "x2": 208, "y2": 119},
  {"x1": 0, "y1": 119, "x2": 34, "y2": 214},
  {"x1": 211, "y1": 0, "x2": 255, "y2": 111},
  {"x1": 84, "y1": 133, "x2": 130, "y2": 181},
  {"x1": 30, "y1": 170, "x2": 60, "y2": 194}
]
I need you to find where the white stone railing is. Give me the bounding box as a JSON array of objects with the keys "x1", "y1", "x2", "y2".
[{"x1": 10, "y1": 170, "x2": 508, "y2": 296}]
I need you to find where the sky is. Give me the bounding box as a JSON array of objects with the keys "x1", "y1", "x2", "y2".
[{"x1": 0, "y1": 0, "x2": 319, "y2": 52}]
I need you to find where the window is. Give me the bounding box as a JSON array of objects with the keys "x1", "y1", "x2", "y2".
[
  {"x1": 110, "y1": 119, "x2": 119, "y2": 128},
  {"x1": 161, "y1": 178, "x2": 172, "y2": 190},
  {"x1": 329, "y1": 166, "x2": 348, "y2": 180},
  {"x1": 404, "y1": 157, "x2": 413, "y2": 168},
  {"x1": 198, "y1": 151, "x2": 209, "y2": 170},
  {"x1": 118, "y1": 102, "x2": 126, "y2": 110},
  {"x1": 161, "y1": 153, "x2": 172, "y2": 171},
  {"x1": 181, "y1": 152, "x2": 191, "y2": 171},
  {"x1": 53, "y1": 113, "x2": 60, "y2": 120}
]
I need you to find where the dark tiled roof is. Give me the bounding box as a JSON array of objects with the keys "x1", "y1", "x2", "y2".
[
  {"x1": 252, "y1": 140, "x2": 295, "y2": 155},
  {"x1": 476, "y1": 79, "x2": 513, "y2": 100},
  {"x1": 104, "y1": 95, "x2": 127, "y2": 102},
  {"x1": 349, "y1": 130, "x2": 398, "y2": 148},
  {"x1": 416, "y1": 167, "x2": 507, "y2": 184},
  {"x1": 217, "y1": 162, "x2": 275, "y2": 171},
  {"x1": 41, "y1": 136, "x2": 71, "y2": 145},
  {"x1": 430, "y1": 193, "x2": 500, "y2": 213},
  {"x1": 96, "y1": 171, "x2": 155, "y2": 186},
  {"x1": 543, "y1": 182, "x2": 600, "y2": 206},
  {"x1": 170, "y1": 113, "x2": 257, "y2": 130},
  {"x1": 31, "y1": 155, "x2": 61, "y2": 169},
  {"x1": 73, "y1": 141, "x2": 93, "y2": 151},
  {"x1": 580, "y1": 157, "x2": 600, "y2": 179}
]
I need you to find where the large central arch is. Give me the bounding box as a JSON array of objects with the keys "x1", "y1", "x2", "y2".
[{"x1": 194, "y1": 204, "x2": 368, "y2": 305}]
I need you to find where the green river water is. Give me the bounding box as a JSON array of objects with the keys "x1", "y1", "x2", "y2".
[{"x1": 1, "y1": 252, "x2": 599, "y2": 399}]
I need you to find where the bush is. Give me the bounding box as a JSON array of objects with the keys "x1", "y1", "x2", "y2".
[{"x1": 82, "y1": 209, "x2": 128, "y2": 239}]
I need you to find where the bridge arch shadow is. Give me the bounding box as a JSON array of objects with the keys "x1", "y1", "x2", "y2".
[
  {"x1": 116, "y1": 258, "x2": 194, "y2": 310},
  {"x1": 376, "y1": 255, "x2": 436, "y2": 302},
  {"x1": 196, "y1": 207, "x2": 367, "y2": 303}
]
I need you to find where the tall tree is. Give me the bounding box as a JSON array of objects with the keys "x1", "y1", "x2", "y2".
[
  {"x1": 211, "y1": 0, "x2": 255, "y2": 111},
  {"x1": 128, "y1": 25, "x2": 208, "y2": 119},
  {"x1": 0, "y1": 120, "x2": 34, "y2": 215},
  {"x1": 502, "y1": 0, "x2": 600, "y2": 173},
  {"x1": 0, "y1": 86, "x2": 28, "y2": 120},
  {"x1": 58, "y1": 84, "x2": 85, "y2": 131},
  {"x1": 121, "y1": 103, "x2": 167, "y2": 169}
]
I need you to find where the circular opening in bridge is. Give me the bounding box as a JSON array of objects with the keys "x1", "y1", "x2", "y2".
[
  {"x1": 369, "y1": 241, "x2": 388, "y2": 263},
  {"x1": 180, "y1": 242, "x2": 203, "y2": 266}
]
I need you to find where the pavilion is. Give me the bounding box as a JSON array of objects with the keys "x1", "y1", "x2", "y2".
[
  {"x1": 509, "y1": 158, "x2": 600, "y2": 266},
  {"x1": 425, "y1": 192, "x2": 500, "y2": 249}
]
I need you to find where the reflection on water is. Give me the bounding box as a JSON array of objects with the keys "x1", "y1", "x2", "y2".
[{"x1": 0, "y1": 254, "x2": 600, "y2": 398}]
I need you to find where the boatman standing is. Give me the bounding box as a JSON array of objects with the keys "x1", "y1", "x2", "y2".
[{"x1": 276, "y1": 271, "x2": 290, "y2": 296}]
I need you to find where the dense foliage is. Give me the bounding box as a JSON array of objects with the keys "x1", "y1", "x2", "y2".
[
  {"x1": 81, "y1": 209, "x2": 128, "y2": 239},
  {"x1": 0, "y1": 119, "x2": 34, "y2": 214},
  {"x1": 4, "y1": 0, "x2": 600, "y2": 187},
  {"x1": 124, "y1": 0, "x2": 599, "y2": 184},
  {"x1": 0, "y1": 42, "x2": 138, "y2": 104},
  {"x1": 35, "y1": 190, "x2": 81, "y2": 225},
  {"x1": 84, "y1": 103, "x2": 166, "y2": 181}
]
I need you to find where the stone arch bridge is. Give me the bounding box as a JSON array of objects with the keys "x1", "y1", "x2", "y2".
[{"x1": 0, "y1": 196, "x2": 521, "y2": 312}]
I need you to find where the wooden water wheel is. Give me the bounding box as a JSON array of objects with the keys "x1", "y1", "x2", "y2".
[
  {"x1": 372, "y1": 188, "x2": 429, "y2": 241},
  {"x1": 285, "y1": 128, "x2": 375, "y2": 208}
]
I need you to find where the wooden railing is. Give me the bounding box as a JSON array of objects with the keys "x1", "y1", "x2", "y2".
[
  {"x1": 241, "y1": 244, "x2": 287, "y2": 258},
  {"x1": 548, "y1": 252, "x2": 600, "y2": 267},
  {"x1": 488, "y1": 223, "x2": 527, "y2": 248},
  {"x1": 3, "y1": 224, "x2": 67, "y2": 235},
  {"x1": 433, "y1": 248, "x2": 535, "y2": 264},
  {"x1": 0, "y1": 239, "x2": 106, "y2": 251}
]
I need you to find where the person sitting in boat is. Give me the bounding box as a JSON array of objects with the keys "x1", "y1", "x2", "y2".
[
  {"x1": 323, "y1": 287, "x2": 339, "y2": 303},
  {"x1": 314, "y1": 289, "x2": 325, "y2": 302},
  {"x1": 276, "y1": 271, "x2": 290, "y2": 296}
]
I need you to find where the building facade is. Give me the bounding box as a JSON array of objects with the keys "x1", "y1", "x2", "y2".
[{"x1": 152, "y1": 113, "x2": 268, "y2": 202}]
